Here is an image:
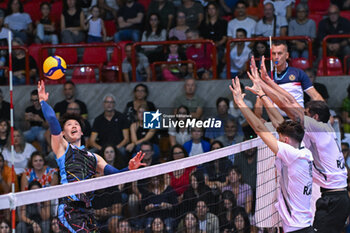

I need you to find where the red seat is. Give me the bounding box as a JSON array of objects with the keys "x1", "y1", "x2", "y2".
[
  {"x1": 24, "y1": 2, "x2": 42, "y2": 22},
  {"x1": 71, "y1": 66, "x2": 96, "y2": 83},
  {"x1": 309, "y1": 13, "x2": 324, "y2": 31},
  {"x1": 117, "y1": 40, "x2": 132, "y2": 61},
  {"x1": 82, "y1": 47, "x2": 107, "y2": 64},
  {"x1": 104, "y1": 20, "x2": 117, "y2": 37},
  {"x1": 317, "y1": 57, "x2": 343, "y2": 76},
  {"x1": 138, "y1": 0, "x2": 151, "y2": 11},
  {"x1": 340, "y1": 11, "x2": 350, "y2": 21},
  {"x1": 308, "y1": 0, "x2": 330, "y2": 14},
  {"x1": 54, "y1": 47, "x2": 78, "y2": 65},
  {"x1": 28, "y1": 44, "x2": 48, "y2": 68},
  {"x1": 290, "y1": 58, "x2": 310, "y2": 71}
]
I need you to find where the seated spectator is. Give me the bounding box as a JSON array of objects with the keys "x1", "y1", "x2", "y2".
[
  {"x1": 203, "y1": 141, "x2": 233, "y2": 189},
  {"x1": 54, "y1": 81, "x2": 88, "y2": 120},
  {"x1": 249, "y1": 41, "x2": 270, "y2": 69},
  {"x1": 331, "y1": 0, "x2": 350, "y2": 10},
  {"x1": 0, "y1": 153, "x2": 18, "y2": 194},
  {"x1": 142, "y1": 174, "x2": 178, "y2": 232},
  {"x1": 288, "y1": 3, "x2": 316, "y2": 59},
  {"x1": 60, "y1": 0, "x2": 86, "y2": 44},
  {"x1": 91, "y1": 0, "x2": 119, "y2": 20},
  {"x1": 2, "y1": 129, "x2": 36, "y2": 175},
  {"x1": 218, "y1": 0, "x2": 237, "y2": 16},
  {"x1": 224, "y1": 28, "x2": 251, "y2": 78},
  {"x1": 254, "y1": 2, "x2": 287, "y2": 37},
  {"x1": 118, "y1": 219, "x2": 132, "y2": 233},
  {"x1": 23, "y1": 90, "x2": 48, "y2": 154},
  {"x1": 147, "y1": 0, "x2": 176, "y2": 31},
  {"x1": 315, "y1": 4, "x2": 350, "y2": 68},
  {"x1": 227, "y1": 1, "x2": 256, "y2": 39},
  {"x1": 16, "y1": 181, "x2": 50, "y2": 233},
  {"x1": 124, "y1": 84, "x2": 156, "y2": 123},
  {"x1": 168, "y1": 11, "x2": 189, "y2": 41},
  {"x1": 0, "y1": 10, "x2": 10, "y2": 86},
  {"x1": 126, "y1": 105, "x2": 157, "y2": 154},
  {"x1": 263, "y1": 0, "x2": 294, "y2": 21},
  {"x1": 50, "y1": 217, "x2": 60, "y2": 233},
  {"x1": 178, "y1": 212, "x2": 200, "y2": 232},
  {"x1": 199, "y1": 2, "x2": 227, "y2": 74},
  {"x1": 35, "y1": 2, "x2": 59, "y2": 45},
  {"x1": 0, "y1": 90, "x2": 10, "y2": 121},
  {"x1": 4, "y1": 0, "x2": 33, "y2": 44},
  {"x1": 221, "y1": 167, "x2": 253, "y2": 215},
  {"x1": 218, "y1": 190, "x2": 237, "y2": 232},
  {"x1": 169, "y1": 105, "x2": 191, "y2": 146},
  {"x1": 108, "y1": 216, "x2": 119, "y2": 233},
  {"x1": 342, "y1": 84, "x2": 350, "y2": 133},
  {"x1": 183, "y1": 126, "x2": 210, "y2": 156},
  {"x1": 342, "y1": 142, "x2": 350, "y2": 169},
  {"x1": 6, "y1": 38, "x2": 37, "y2": 85},
  {"x1": 245, "y1": 0, "x2": 264, "y2": 20},
  {"x1": 195, "y1": 199, "x2": 219, "y2": 233},
  {"x1": 205, "y1": 97, "x2": 236, "y2": 141},
  {"x1": 304, "y1": 69, "x2": 329, "y2": 104},
  {"x1": 215, "y1": 119, "x2": 244, "y2": 147},
  {"x1": 0, "y1": 220, "x2": 10, "y2": 233},
  {"x1": 0, "y1": 119, "x2": 9, "y2": 150},
  {"x1": 161, "y1": 38, "x2": 188, "y2": 81},
  {"x1": 85, "y1": 5, "x2": 107, "y2": 43},
  {"x1": 101, "y1": 144, "x2": 127, "y2": 170},
  {"x1": 185, "y1": 29, "x2": 214, "y2": 79},
  {"x1": 114, "y1": 0, "x2": 144, "y2": 42},
  {"x1": 177, "y1": 0, "x2": 204, "y2": 29},
  {"x1": 122, "y1": 43, "x2": 151, "y2": 82},
  {"x1": 231, "y1": 206, "x2": 251, "y2": 233},
  {"x1": 182, "y1": 170, "x2": 214, "y2": 214},
  {"x1": 90, "y1": 94, "x2": 130, "y2": 153},
  {"x1": 141, "y1": 13, "x2": 167, "y2": 63},
  {"x1": 150, "y1": 217, "x2": 167, "y2": 233},
  {"x1": 173, "y1": 78, "x2": 204, "y2": 119},
  {"x1": 166, "y1": 144, "x2": 196, "y2": 197},
  {"x1": 20, "y1": 151, "x2": 58, "y2": 191}
]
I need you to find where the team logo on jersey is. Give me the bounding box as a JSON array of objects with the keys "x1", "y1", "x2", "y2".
[
  {"x1": 337, "y1": 156, "x2": 345, "y2": 169},
  {"x1": 303, "y1": 182, "x2": 312, "y2": 195},
  {"x1": 289, "y1": 74, "x2": 296, "y2": 81}
]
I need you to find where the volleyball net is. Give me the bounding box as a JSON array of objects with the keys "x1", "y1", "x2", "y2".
[{"x1": 0, "y1": 137, "x2": 281, "y2": 232}]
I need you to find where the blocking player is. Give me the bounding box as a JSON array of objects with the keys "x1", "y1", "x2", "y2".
[
  {"x1": 252, "y1": 56, "x2": 349, "y2": 233},
  {"x1": 229, "y1": 77, "x2": 314, "y2": 233},
  {"x1": 38, "y1": 80, "x2": 146, "y2": 232}
]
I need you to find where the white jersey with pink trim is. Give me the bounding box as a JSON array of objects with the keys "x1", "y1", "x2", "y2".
[
  {"x1": 275, "y1": 141, "x2": 313, "y2": 232},
  {"x1": 303, "y1": 116, "x2": 348, "y2": 189},
  {"x1": 274, "y1": 66, "x2": 313, "y2": 108}
]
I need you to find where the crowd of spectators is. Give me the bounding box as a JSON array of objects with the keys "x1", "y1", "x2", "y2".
[{"x1": 0, "y1": 0, "x2": 348, "y2": 83}]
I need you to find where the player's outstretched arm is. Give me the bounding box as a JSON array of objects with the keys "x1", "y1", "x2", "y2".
[
  {"x1": 38, "y1": 81, "x2": 67, "y2": 158},
  {"x1": 246, "y1": 70, "x2": 284, "y2": 129},
  {"x1": 230, "y1": 77, "x2": 278, "y2": 154},
  {"x1": 97, "y1": 151, "x2": 147, "y2": 175}
]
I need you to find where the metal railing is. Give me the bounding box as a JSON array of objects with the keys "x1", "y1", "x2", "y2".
[
  {"x1": 225, "y1": 36, "x2": 313, "y2": 79},
  {"x1": 131, "y1": 40, "x2": 217, "y2": 81}
]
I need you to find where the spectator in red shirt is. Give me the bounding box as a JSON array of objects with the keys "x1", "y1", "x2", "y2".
[{"x1": 185, "y1": 29, "x2": 214, "y2": 79}]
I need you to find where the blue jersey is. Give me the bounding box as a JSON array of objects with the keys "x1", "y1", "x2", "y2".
[{"x1": 273, "y1": 66, "x2": 313, "y2": 108}]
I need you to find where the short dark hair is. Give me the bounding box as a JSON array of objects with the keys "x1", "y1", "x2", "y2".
[
  {"x1": 64, "y1": 80, "x2": 75, "y2": 87},
  {"x1": 272, "y1": 40, "x2": 288, "y2": 49},
  {"x1": 31, "y1": 90, "x2": 38, "y2": 96},
  {"x1": 169, "y1": 144, "x2": 188, "y2": 160},
  {"x1": 216, "y1": 97, "x2": 229, "y2": 108},
  {"x1": 342, "y1": 142, "x2": 349, "y2": 148},
  {"x1": 140, "y1": 141, "x2": 153, "y2": 151},
  {"x1": 305, "y1": 101, "x2": 330, "y2": 123},
  {"x1": 133, "y1": 83, "x2": 149, "y2": 97},
  {"x1": 28, "y1": 180, "x2": 42, "y2": 190},
  {"x1": 235, "y1": 0, "x2": 248, "y2": 8},
  {"x1": 276, "y1": 120, "x2": 305, "y2": 143},
  {"x1": 40, "y1": 2, "x2": 51, "y2": 9},
  {"x1": 60, "y1": 113, "x2": 84, "y2": 129},
  {"x1": 236, "y1": 28, "x2": 247, "y2": 37}
]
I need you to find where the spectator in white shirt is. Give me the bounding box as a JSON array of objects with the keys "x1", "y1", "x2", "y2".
[{"x1": 255, "y1": 2, "x2": 287, "y2": 37}]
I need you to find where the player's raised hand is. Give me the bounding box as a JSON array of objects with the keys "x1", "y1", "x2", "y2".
[
  {"x1": 246, "y1": 71, "x2": 265, "y2": 96},
  {"x1": 128, "y1": 151, "x2": 147, "y2": 170},
  {"x1": 37, "y1": 80, "x2": 49, "y2": 102},
  {"x1": 229, "y1": 77, "x2": 245, "y2": 103},
  {"x1": 250, "y1": 56, "x2": 260, "y2": 79},
  {"x1": 259, "y1": 56, "x2": 271, "y2": 83}
]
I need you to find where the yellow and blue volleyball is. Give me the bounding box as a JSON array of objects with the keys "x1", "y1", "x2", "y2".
[{"x1": 43, "y1": 56, "x2": 67, "y2": 80}]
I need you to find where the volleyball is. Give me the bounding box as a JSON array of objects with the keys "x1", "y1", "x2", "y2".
[{"x1": 43, "y1": 56, "x2": 67, "y2": 80}]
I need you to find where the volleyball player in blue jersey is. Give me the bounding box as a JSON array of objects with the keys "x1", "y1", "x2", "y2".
[{"x1": 38, "y1": 80, "x2": 146, "y2": 232}]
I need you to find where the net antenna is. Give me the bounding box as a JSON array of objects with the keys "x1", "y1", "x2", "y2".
[{"x1": 269, "y1": 36, "x2": 273, "y2": 79}]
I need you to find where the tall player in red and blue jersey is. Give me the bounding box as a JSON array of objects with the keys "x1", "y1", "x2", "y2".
[
  {"x1": 271, "y1": 40, "x2": 323, "y2": 109},
  {"x1": 38, "y1": 80, "x2": 146, "y2": 232}
]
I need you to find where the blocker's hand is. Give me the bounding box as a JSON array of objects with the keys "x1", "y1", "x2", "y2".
[
  {"x1": 128, "y1": 151, "x2": 147, "y2": 170},
  {"x1": 37, "y1": 80, "x2": 49, "y2": 102},
  {"x1": 229, "y1": 77, "x2": 245, "y2": 104}
]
